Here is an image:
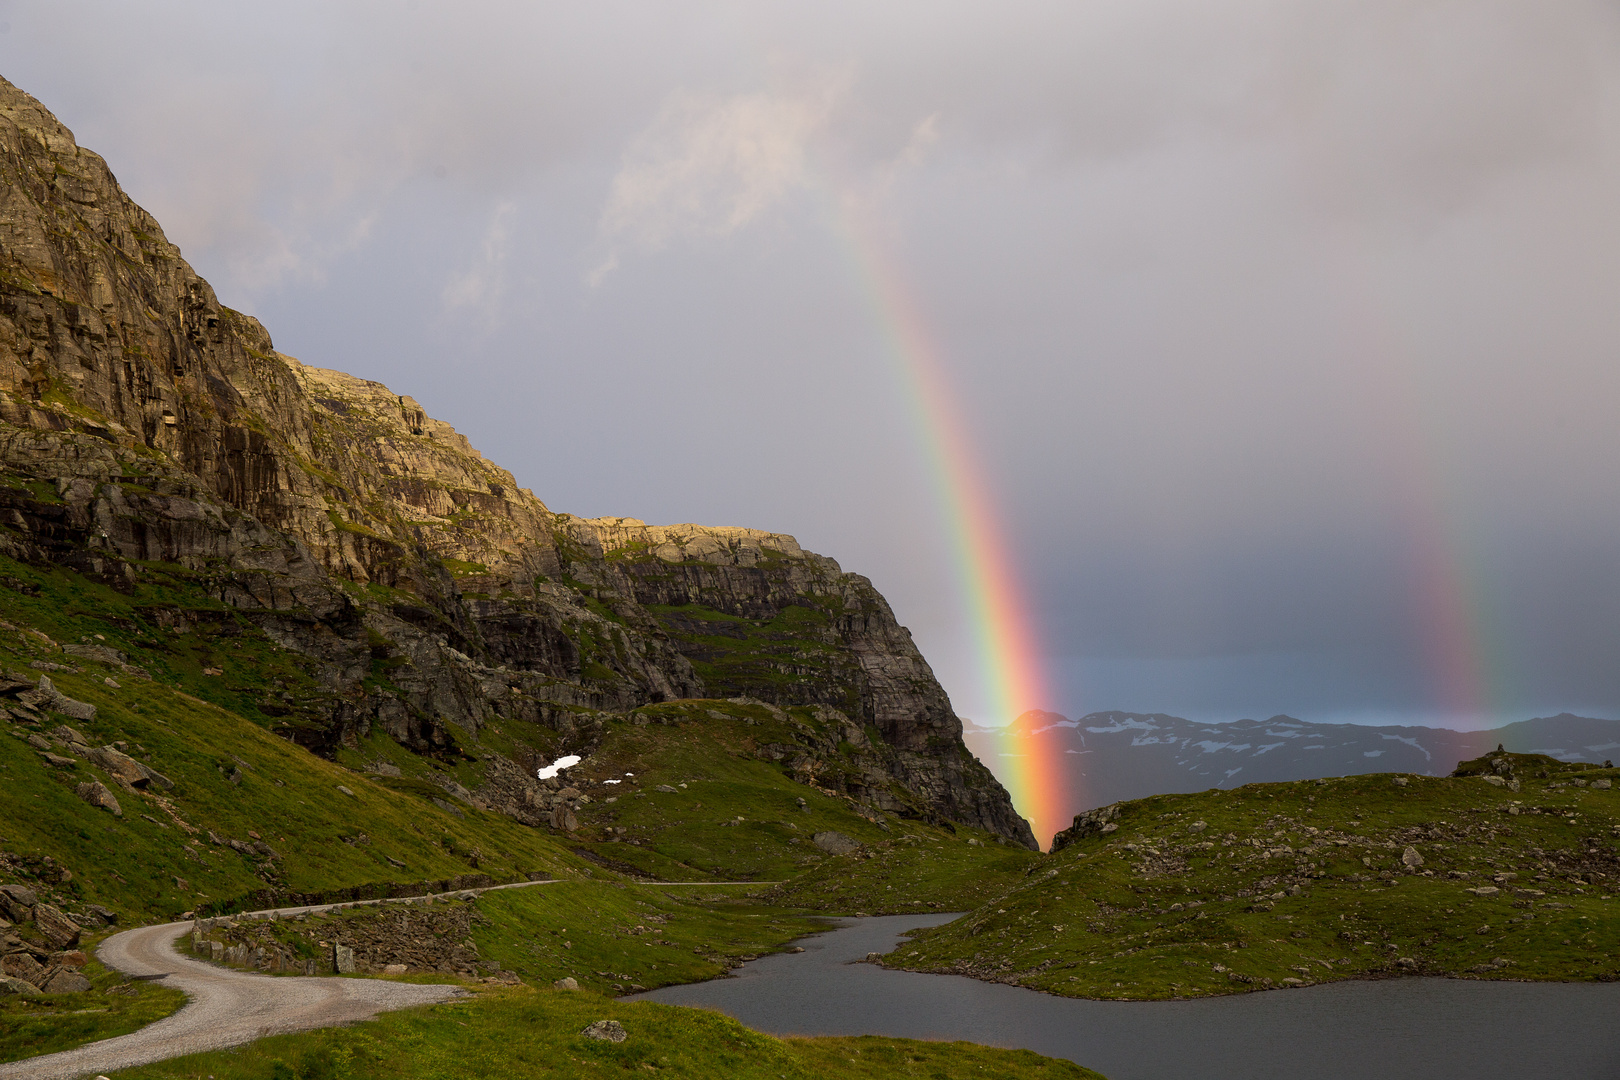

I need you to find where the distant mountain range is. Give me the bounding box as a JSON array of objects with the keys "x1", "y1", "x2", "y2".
[{"x1": 963, "y1": 709, "x2": 1620, "y2": 817}]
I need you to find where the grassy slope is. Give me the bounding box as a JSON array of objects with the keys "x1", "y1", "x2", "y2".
[
  {"x1": 104, "y1": 984, "x2": 1103, "y2": 1080},
  {"x1": 890, "y1": 756, "x2": 1620, "y2": 999},
  {"x1": 0, "y1": 556, "x2": 1051, "y2": 1069},
  {"x1": 558, "y1": 698, "x2": 1032, "y2": 905}
]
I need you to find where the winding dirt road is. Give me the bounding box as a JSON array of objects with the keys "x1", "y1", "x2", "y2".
[{"x1": 0, "y1": 880, "x2": 555, "y2": 1080}]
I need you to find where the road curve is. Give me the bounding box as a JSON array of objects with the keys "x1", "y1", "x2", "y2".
[{"x1": 0, "y1": 880, "x2": 556, "y2": 1080}]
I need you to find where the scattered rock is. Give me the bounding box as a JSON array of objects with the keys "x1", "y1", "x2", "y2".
[
  {"x1": 74, "y1": 780, "x2": 122, "y2": 816},
  {"x1": 337, "y1": 785, "x2": 355, "y2": 797},
  {"x1": 813, "y1": 831, "x2": 861, "y2": 855},
  {"x1": 1402, "y1": 847, "x2": 1424, "y2": 870},
  {"x1": 553, "y1": 977, "x2": 579, "y2": 990},
  {"x1": 0, "y1": 975, "x2": 40, "y2": 996},
  {"x1": 1466, "y1": 886, "x2": 1500, "y2": 897},
  {"x1": 580, "y1": 1019, "x2": 627, "y2": 1043},
  {"x1": 382, "y1": 963, "x2": 408, "y2": 975},
  {"x1": 39, "y1": 752, "x2": 77, "y2": 768},
  {"x1": 654, "y1": 785, "x2": 678, "y2": 794}
]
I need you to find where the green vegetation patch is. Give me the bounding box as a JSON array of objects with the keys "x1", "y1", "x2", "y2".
[
  {"x1": 103, "y1": 984, "x2": 1104, "y2": 1080},
  {"x1": 563, "y1": 701, "x2": 1008, "y2": 892},
  {"x1": 890, "y1": 755, "x2": 1620, "y2": 999}
]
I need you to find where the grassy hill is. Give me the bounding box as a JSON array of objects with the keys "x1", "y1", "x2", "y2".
[{"x1": 886, "y1": 753, "x2": 1620, "y2": 998}]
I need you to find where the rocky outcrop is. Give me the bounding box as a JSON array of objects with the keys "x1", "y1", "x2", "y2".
[{"x1": 0, "y1": 74, "x2": 1033, "y2": 847}]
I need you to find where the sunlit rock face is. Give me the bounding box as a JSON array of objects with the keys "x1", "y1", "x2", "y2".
[{"x1": 0, "y1": 75, "x2": 1034, "y2": 848}]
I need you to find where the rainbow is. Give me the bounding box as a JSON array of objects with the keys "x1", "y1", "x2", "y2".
[{"x1": 831, "y1": 200, "x2": 1073, "y2": 849}]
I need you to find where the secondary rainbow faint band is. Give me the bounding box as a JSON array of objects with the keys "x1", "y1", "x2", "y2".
[{"x1": 833, "y1": 204, "x2": 1073, "y2": 849}]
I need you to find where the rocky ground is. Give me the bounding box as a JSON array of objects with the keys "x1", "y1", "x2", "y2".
[
  {"x1": 0, "y1": 883, "x2": 99, "y2": 997},
  {"x1": 186, "y1": 896, "x2": 509, "y2": 981}
]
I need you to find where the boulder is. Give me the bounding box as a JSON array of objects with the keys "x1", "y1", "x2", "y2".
[
  {"x1": 580, "y1": 1019, "x2": 627, "y2": 1043},
  {"x1": 74, "y1": 780, "x2": 122, "y2": 816},
  {"x1": 553, "y1": 976, "x2": 579, "y2": 990},
  {"x1": 49, "y1": 725, "x2": 88, "y2": 746},
  {"x1": 0, "y1": 975, "x2": 40, "y2": 996},
  {"x1": 1402, "y1": 847, "x2": 1424, "y2": 870},
  {"x1": 332, "y1": 944, "x2": 355, "y2": 973},
  {"x1": 550, "y1": 807, "x2": 578, "y2": 832},
  {"x1": 382, "y1": 963, "x2": 408, "y2": 975},
  {"x1": 39, "y1": 967, "x2": 91, "y2": 994},
  {"x1": 39, "y1": 752, "x2": 77, "y2": 768},
  {"x1": 812, "y1": 830, "x2": 861, "y2": 855},
  {"x1": 33, "y1": 904, "x2": 81, "y2": 948},
  {"x1": 0, "y1": 884, "x2": 38, "y2": 919},
  {"x1": 84, "y1": 746, "x2": 172, "y2": 790},
  {"x1": 1, "y1": 952, "x2": 42, "y2": 982}
]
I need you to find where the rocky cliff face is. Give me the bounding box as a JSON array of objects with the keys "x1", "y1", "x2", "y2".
[{"x1": 0, "y1": 75, "x2": 1035, "y2": 849}]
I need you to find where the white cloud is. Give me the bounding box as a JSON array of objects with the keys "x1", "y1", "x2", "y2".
[
  {"x1": 442, "y1": 201, "x2": 517, "y2": 317},
  {"x1": 589, "y1": 72, "x2": 850, "y2": 284}
]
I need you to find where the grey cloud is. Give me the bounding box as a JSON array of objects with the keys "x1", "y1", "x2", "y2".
[{"x1": 4, "y1": 1, "x2": 1619, "y2": 728}]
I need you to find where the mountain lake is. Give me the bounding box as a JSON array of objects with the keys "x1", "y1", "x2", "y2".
[{"x1": 633, "y1": 913, "x2": 1620, "y2": 1079}]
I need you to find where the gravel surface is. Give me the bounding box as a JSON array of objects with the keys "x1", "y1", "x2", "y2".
[{"x1": 0, "y1": 880, "x2": 556, "y2": 1080}]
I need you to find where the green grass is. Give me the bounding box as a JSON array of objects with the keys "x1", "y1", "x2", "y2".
[
  {"x1": 766, "y1": 832, "x2": 1040, "y2": 914},
  {"x1": 889, "y1": 754, "x2": 1620, "y2": 998},
  {"x1": 0, "y1": 952, "x2": 186, "y2": 1063},
  {"x1": 0, "y1": 612, "x2": 585, "y2": 922},
  {"x1": 562, "y1": 700, "x2": 1026, "y2": 895},
  {"x1": 102, "y1": 984, "x2": 1104, "y2": 1079}
]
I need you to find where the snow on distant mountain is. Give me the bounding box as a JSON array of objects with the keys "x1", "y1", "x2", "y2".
[{"x1": 963, "y1": 710, "x2": 1620, "y2": 820}]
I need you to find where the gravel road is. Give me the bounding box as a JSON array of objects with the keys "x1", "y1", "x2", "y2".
[{"x1": 0, "y1": 880, "x2": 556, "y2": 1080}]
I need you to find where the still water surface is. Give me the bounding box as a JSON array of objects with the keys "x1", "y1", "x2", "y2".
[{"x1": 634, "y1": 913, "x2": 1620, "y2": 1079}]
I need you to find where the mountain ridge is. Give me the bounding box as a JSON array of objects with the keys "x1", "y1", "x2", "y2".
[
  {"x1": 965, "y1": 709, "x2": 1620, "y2": 823},
  {"x1": 0, "y1": 73, "x2": 1034, "y2": 848}
]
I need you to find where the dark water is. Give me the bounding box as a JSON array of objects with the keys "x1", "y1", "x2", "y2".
[{"x1": 633, "y1": 914, "x2": 1620, "y2": 1080}]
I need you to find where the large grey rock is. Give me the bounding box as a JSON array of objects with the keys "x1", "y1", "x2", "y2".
[
  {"x1": 332, "y1": 944, "x2": 355, "y2": 974},
  {"x1": 812, "y1": 830, "x2": 861, "y2": 855},
  {"x1": 552, "y1": 976, "x2": 579, "y2": 990},
  {"x1": 0, "y1": 975, "x2": 40, "y2": 996},
  {"x1": 1402, "y1": 846, "x2": 1425, "y2": 870},
  {"x1": 84, "y1": 746, "x2": 172, "y2": 790},
  {"x1": 75, "y1": 780, "x2": 122, "y2": 816},
  {"x1": 40, "y1": 967, "x2": 90, "y2": 994},
  {"x1": 0, "y1": 884, "x2": 38, "y2": 910},
  {"x1": 580, "y1": 1019, "x2": 627, "y2": 1043},
  {"x1": 33, "y1": 904, "x2": 81, "y2": 948},
  {"x1": 0, "y1": 952, "x2": 42, "y2": 982}
]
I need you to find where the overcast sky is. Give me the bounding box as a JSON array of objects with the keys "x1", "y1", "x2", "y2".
[{"x1": 6, "y1": 1, "x2": 1620, "y2": 730}]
